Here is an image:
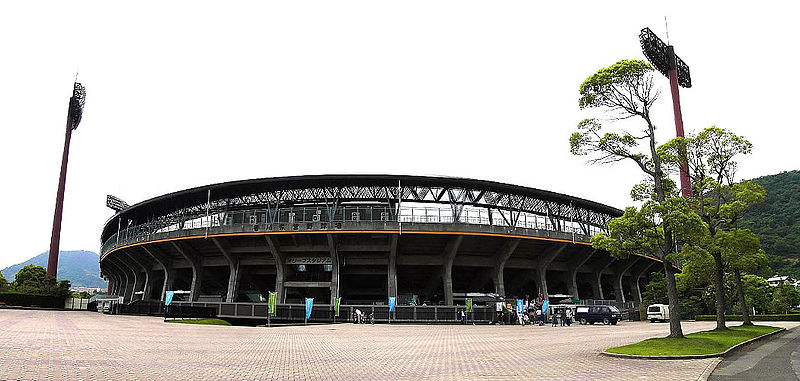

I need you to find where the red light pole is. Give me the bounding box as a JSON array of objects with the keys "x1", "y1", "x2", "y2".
[
  {"x1": 47, "y1": 82, "x2": 86, "y2": 277},
  {"x1": 640, "y1": 28, "x2": 692, "y2": 198}
]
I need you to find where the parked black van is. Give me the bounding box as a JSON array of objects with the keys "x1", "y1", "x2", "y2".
[{"x1": 574, "y1": 305, "x2": 621, "y2": 325}]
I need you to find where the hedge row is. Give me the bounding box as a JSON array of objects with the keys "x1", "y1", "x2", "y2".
[
  {"x1": 695, "y1": 314, "x2": 800, "y2": 321},
  {"x1": 0, "y1": 293, "x2": 66, "y2": 308}
]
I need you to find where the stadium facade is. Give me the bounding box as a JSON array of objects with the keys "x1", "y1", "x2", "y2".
[{"x1": 99, "y1": 175, "x2": 665, "y2": 307}]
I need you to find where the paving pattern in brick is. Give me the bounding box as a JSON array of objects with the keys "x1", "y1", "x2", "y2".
[{"x1": 1, "y1": 310, "x2": 796, "y2": 380}]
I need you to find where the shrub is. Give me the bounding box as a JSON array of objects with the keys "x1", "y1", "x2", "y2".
[
  {"x1": 695, "y1": 314, "x2": 800, "y2": 321},
  {"x1": 0, "y1": 292, "x2": 67, "y2": 308}
]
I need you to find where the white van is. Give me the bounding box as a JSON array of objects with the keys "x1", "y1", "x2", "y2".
[{"x1": 647, "y1": 304, "x2": 669, "y2": 322}]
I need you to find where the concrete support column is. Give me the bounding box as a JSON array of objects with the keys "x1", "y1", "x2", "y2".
[
  {"x1": 631, "y1": 277, "x2": 643, "y2": 304},
  {"x1": 265, "y1": 235, "x2": 285, "y2": 303},
  {"x1": 592, "y1": 256, "x2": 615, "y2": 300},
  {"x1": 492, "y1": 239, "x2": 520, "y2": 297},
  {"x1": 105, "y1": 267, "x2": 120, "y2": 296},
  {"x1": 327, "y1": 235, "x2": 339, "y2": 304},
  {"x1": 536, "y1": 244, "x2": 567, "y2": 301},
  {"x1": 212, "y1": 238, "x2": 240, "y2": 303},
  {"x1": 567, "y1": 249, "x2": 595, "y2": 300},
  {"x1": 113, "y1": 271, "x2": 122, "y2": 296},
  {"x1": 108, "y1": 257, "x2": 134, "y2": 303},
  {"x1": 387, "y1": 234, "x2": 398, "y2": 299},
  {"x1": 443, "y1": 265, "x2": 454, "y2": 305},
  {"x1": 630, "y1": 260, "x2": 656, "y2": 304},
  {"x1": 612, "y1": 277, "x2": 625, "y2": 303},
  {"x1": 591, "y1": 272, "x2": 603, "y2": 300},
  {"x1": 171, "y1": 242, "x2": 203, "y2": 302},
  {"x1": 227, "y1": 264, "x2": 240, "y2": 302},
  {"x1": 191, "y1": 268, "x2": 203, "y2": 301},
  {"x1": 536, "y1": 269, "x2": 548, "y2": 301},
  {"x1": 123, "y1": 250, "x2": 154, "y2": 301},
  {"x1": 611, "y1": 257, "x2": 640, "y2": 303},
  {"x1": 493, "y1": 269, "x2": 505, "y2": 297},
  {"x1": 119, "y1": 257, "x2": 138, "y2": 303},
  {"x1": 442, "y1": 236, "x2": 463, "y2": 305},
  {"x1": 142, "y1": 246, "x2": 171, "y2": 301}
]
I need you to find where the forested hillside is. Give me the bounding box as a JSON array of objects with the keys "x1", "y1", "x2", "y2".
[{"x1": 740, "y1": 170, "x2": 800, "y2": 277}]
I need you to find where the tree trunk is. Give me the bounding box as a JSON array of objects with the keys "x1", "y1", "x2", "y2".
[
  {"x1": 712, "y1": 252, "x2": 727, "y2": 330},
  {"x1": 734, "y1": 269, "x2": 753, "y2": 326},
  {"x1": 663, "y1": 260, "x2": 684, "y2": 338}
]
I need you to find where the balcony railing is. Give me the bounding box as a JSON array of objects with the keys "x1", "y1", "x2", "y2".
[{"x1": 102, "y1": 205, "x2": 599, "y2": 255}]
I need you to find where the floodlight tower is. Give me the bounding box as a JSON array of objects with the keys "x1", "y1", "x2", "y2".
[
  {"x1": 47, "y1": 82, "x2": 86, "y2": 277},
  {"x1": 639, "y1": 27, "x2": 693, "y2": 198}
]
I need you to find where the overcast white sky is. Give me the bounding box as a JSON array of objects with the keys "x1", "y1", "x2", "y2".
[{"x1": 1, "y1": 2, "x2": 798, "y2": 269}]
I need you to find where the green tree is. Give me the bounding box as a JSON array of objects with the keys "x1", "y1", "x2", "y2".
[
  {"x1": 642, "y1": 271, "x2": 668, "y2": 306},
  {"x1": 769, "y1": 282, "x2": 800, "y2": 314},
  {"x1": 0, "y1": 272, "x2": 8, "y2": 292},
  {"x1": 741, "y1": 275, "x2": 770, "y2": 315},
  {"x1": 12, "y1": 264, "x2": 47, "y2": 294},
  {"x1": 662, "y1": 126, "x2": 765, "y2": 329},
  {"x1": 571, "y1": 59, "x2": 702, "y2": 337},
  {"x1": 8, "y1": 265, "x2": 71, "y2": 297},
  {"x1": 719, "y1": 229, "x2": 769, "y2": 324}
]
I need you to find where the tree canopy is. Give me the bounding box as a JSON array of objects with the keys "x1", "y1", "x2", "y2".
[{"x1": 7, "y1": 264, "x2": 71, "y2": 298}]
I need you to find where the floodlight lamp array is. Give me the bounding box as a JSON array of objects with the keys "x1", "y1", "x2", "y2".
[
  {"x1": 106, "y1": 195, "x2": 129, "y2": 212},
  {"x1": 69, "y1": 82, "x2": 86, "y2": 130},
  {"x1": 639, "y1": 28, "x2": 692, "y2": 88}
]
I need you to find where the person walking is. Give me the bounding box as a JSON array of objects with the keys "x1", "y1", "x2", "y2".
[
  {"x1": 560, "y1": 309, "x2": 567, "y2": 326},
  {"x1": 460, "y1": 309, "x2": 466, "y2": 325}
]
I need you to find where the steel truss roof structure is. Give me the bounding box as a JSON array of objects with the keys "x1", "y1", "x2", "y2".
[{"x1": 101, "y1": 175, "x2": 622, "y2": 253}]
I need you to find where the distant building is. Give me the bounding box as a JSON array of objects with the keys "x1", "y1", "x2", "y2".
[
  {"x1": 767, "y1": 275, "x2": 796, "y2": 287},
  {"x1": 70, "y1": 286, "x2": 103, "y2": 294}
]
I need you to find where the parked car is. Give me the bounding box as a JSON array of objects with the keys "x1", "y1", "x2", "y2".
[
  {"x1": 575, "y1": 305, "x2": 621, "y2": 325},
  {"x1": 647, "y1": 304, "x2": 669, "y2": 322}
]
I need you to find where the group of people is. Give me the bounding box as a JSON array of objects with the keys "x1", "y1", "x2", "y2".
[
  {"x1": 550, "y1": 307, "x2": 573, "y2": 327},
  {"x1": 492, "y1": 295, "x2": 575, "y2": 327}
]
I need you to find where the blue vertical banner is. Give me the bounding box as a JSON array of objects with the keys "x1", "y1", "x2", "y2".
[
  {"x1": 305, "y1": 298, "x2": 314, "y2": 320},
  {"x1": 517, "y1": 299, "x2": 524, "y2": 314},
  {"x1": 389, "y1": 296, "x2": 396, "y2": 312},
  {"x1": 165, "y1": 291, "x2": 175, "y2": 306},
  {"x1": 542, "y1": 300, "x2": 549, "y2": 316}
]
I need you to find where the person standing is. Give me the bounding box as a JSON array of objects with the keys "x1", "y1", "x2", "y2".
[
  {"x1": 460, "y1": 309, "x2": 466, "y2": 325},
  {"x1": 565, "y1": 307, "x2": 573, "y2": 326}
]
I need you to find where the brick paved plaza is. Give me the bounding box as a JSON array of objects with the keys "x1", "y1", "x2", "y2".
[{"x1": 1, "y1": 310, "x2": 797, "y2": 380}]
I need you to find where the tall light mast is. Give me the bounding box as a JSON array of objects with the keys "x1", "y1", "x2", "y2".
[
  {"x1": 640, "y1": 27, "x2": 693, "y2": 198},
  {"x1": 47, "y1": 82, "x2": 86, "y2": 277}
]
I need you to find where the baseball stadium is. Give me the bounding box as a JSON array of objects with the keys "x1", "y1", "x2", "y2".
[{"x1": 99, "y1": 175, "x2": 665, "y2": 321}]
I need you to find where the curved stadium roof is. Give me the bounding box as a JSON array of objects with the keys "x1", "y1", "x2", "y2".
[{"x1": 102, "y1": 174, "x2": 622, "y2": 241}]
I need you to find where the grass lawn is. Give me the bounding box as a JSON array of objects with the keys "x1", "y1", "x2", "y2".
[
  {"x1": 606, "y1": 325, "x2": 780, "y2": 356},
  {"x1": 166, "y1": 318, "x2": 232, "y2": 326}
]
